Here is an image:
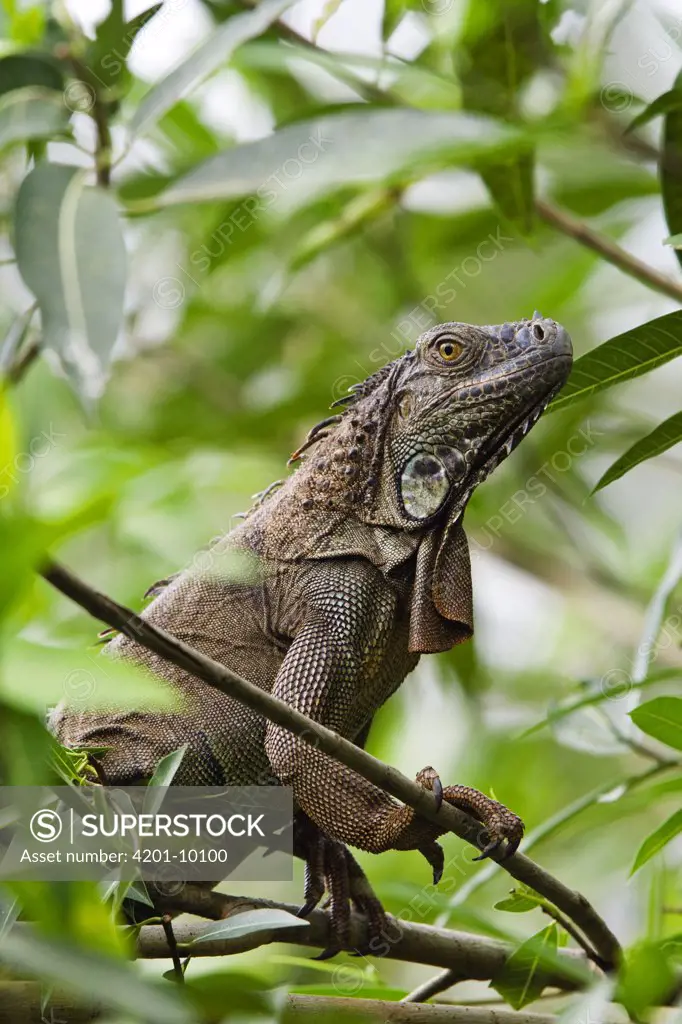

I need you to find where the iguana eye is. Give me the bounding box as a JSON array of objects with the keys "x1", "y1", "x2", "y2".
[{"x1": 438, "y1": 340, "x2": 463, "y2": 362}]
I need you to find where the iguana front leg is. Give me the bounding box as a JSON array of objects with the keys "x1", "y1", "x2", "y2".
[{"x1": 265, "y1": 562, "x2": 523, "y2": 876}]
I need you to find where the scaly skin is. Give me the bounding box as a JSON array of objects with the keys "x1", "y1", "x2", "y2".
[{"x1": 52, "y1": 315, "x2": 572, "y2": 947}]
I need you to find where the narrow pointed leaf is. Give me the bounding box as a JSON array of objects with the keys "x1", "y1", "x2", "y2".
[
  {"x1": 630, "y1": 696, "x2": 682, "y2": 751},
  {"x1": 14, "y1": 162, "x2": 127, "y2": 403},
  {"x1": 626, "y1": 88, "x2": 682, "y2": 133},
  {"x1": 491, "y1": 923, "x2": 559, "y2": 1009},
  {"x1": 593, "y1": 411, "x2": 682, "y2": 491},
  {"x1": 143, "y1": 744, "x2": 187, "y2": 816},
  {"x1": 129, "y1": 0, "x2": 296, "y2": 138},
  {"x1": 550, "y1": 311, "x2": 682, "y2": 412},
  {"x1": 662, "y1": 70, "x2": 682, "y2": 270},
  {"x1": 187, "y1": 908, "x2": 309, "y2": 945},
  {"x1": 382, "y1": 0, "x2": 407, "y2": 40},
  {"x1": 87, "y1": 2, "x2": 163, "y2": 94},
  {"x1": 631, "y1": 809, "x2": 682, "y2": 874},
  {"x1": 154, "y1": 109, "x2": 519, "y2": 212},
  {"x1": 146, "y1": 744, "x2": 188, "y2": 789}
]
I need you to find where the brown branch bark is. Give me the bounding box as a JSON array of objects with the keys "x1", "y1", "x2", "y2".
[
  {"x1": 402, "y1": 969, "x2": 465, "y2": 1004},
  {"x1": 41, "y1": 559, "x2": 622, "y2": 969},
  {"x1": 536, "y1": 199, "x2": 682, "y2": 304},
  {"x1": 134, "y1": 888, "x2": 587, "y2": 990},
  {"x1": 0, "y1": 983, "x2": 595, "y2": 1024},
  {"x1": 281, "y1": 996, "x2": 598, "y2": 1022}
]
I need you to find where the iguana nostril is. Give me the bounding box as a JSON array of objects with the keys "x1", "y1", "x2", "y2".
[{"x1": 532, "y1": 323, "x2": 545, "y2": 341}]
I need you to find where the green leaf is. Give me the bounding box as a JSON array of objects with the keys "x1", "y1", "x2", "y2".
[
  {"x1": 312, "y1": 0, "x2": 344, "y2": 42},
  {"x1": 152, "y1": 109, "x2": 520, "y2": 211},
  {"x1": 664, "y1": 233, "x2": 682, "y2": 247},
  {"x1": 129, "y1": 0, "x2": 296, "y2": 138},
  {"x1": 456, "y1": 0, "x2": 549, "y2": 234},
  {"x1": 0, "y1": 640, "x2": 178, "y2": 715},
  {"x1": 592, "y1": 411, "x2": 682, "y2": 492},
  {"x1": 142, "y1": 744, "x2": 188, "y2": 817},
  {"x1": 0, "y1": 705, "x2": 55, "y2": 787},
  {"x1": 494, "y1": 889, "x2": 542, "y2": 913},
  {"x1": 0, "y1": 53, "x2": 63, "y2": 96},
  {"x1": 87, "y1": 2, "x2": 163, "y2": 96},
  {"x1": 0, "y1": 88, "x2": 69, "y2": 148},
  {"x1": 146, "y1": 744, "x2": 188, "y2": 790},
  {"x1": 5, "y1": 878, "x2": 127, "y2": 956},
  {"x1": 14, "y1": 162, "x2": 127, "y2": 403},
  {"x1": 630, "y1": 697, "x2": 682, "y2": 751},
  {"x1": 631, "y1": 809, "x2": 682, "y2": 874},
  {"x1": 382, "y1": 0, "x2": 407, "y2": 40},
  {"x1": 183, "y1": 969, "x2": 277, "y2": 1018},
  {"x1": 616, "y1": 941, "x2": 677, "y2": 1017},
  {"x1": 0, "y1": 926, "x2": 193, "y2": 1024},
  {"x1": 626, "y1": 88, "x2": 682, "y2": 133},
  {"x1": 491, "y1": 923, "x2": 559, "y2": 1009},
  {"x1": 187, "y1": 908, "x2": 309, "y2": 946},
  {"x1": 550, "y1": 311, "x2": 682, "y2": 412},
  {"x1": 662, "y1": 70, "x2": 682, "y2": 270}
]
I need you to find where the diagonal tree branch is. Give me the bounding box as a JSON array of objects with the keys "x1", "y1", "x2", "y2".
[
  {"x1": 535, "y1": 199, "x2": 682, "y2": 304},
  {"x1": 41, "y1": 558, "x2": 622, "y2": 969}
]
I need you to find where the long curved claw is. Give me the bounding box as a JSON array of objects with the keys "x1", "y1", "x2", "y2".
[
  {"x1": 472, "y1": 837, "x2": 503, "y2": 862},
  {"x1": 294, "y1": 811, "x2": 388, "y2": 957},
  {"x1": 314, "y1": 946, "x2": 341, "y2": 961},
  {"x1": 419, "y1": 841, "x2": 444, "y2": 885},
  {"x1": 502, "y1": 834, "x2": 522, "y2": 859},
  {"x1": 296, "y1": 899, "x2": 319, "y2": 918}
]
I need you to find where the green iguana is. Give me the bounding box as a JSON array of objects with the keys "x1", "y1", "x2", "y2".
[{"x1": 52, "y1": 315, "x2": 572, "y2": 950}]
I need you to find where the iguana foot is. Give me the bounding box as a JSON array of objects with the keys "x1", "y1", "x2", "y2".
[
  {"x1": 294, "y1": 813, "x2": 386, "y2": 957},
  {"x1": 413, "y1": 766, "x2": 524, "y2": 864}
]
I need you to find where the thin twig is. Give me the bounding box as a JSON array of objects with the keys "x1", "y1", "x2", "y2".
[
  {"x1": 540, "y1": 904, "x2": 606, "y2": 972},
  {"x1": 66, "y1": 56, "x2": 112, "y2": 187},
  {"x1": 91, "y1": 97, "x2": 112, "y2": 188},
  {"x1": 235, "y1": 0, "x2": 392, "y2": 105},
  {"x1": 401, "y1": 968, "x2": 463, "y2": 1004},
  {"x1": 160, "y1": 915, "x2": 184, "y2": 983},
  {"x1": 6, "y1": 338, "x2": 40, "y2": 386},
  {"x1": 40, "y1": 558, "x2": 622, "y2": 969},
  {"x1": 536, "y1": 199, "x2": 682, "y2": 304}
]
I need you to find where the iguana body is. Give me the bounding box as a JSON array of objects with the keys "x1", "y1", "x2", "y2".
[{"x1": 53, "y1": 316, "x2": 572, "y2": 940}]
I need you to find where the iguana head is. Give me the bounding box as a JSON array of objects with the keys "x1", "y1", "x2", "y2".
[
  {"x1": 297, "y1": 313, "x2": 572, "y2": 530},
  {"x1": 364, "y1": 313, "x2": 573, "y2": 528}
]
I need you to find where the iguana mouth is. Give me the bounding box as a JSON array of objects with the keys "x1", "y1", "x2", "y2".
[{"x1": 475, "y1": 377, "x2": 566, "y2": 479}]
